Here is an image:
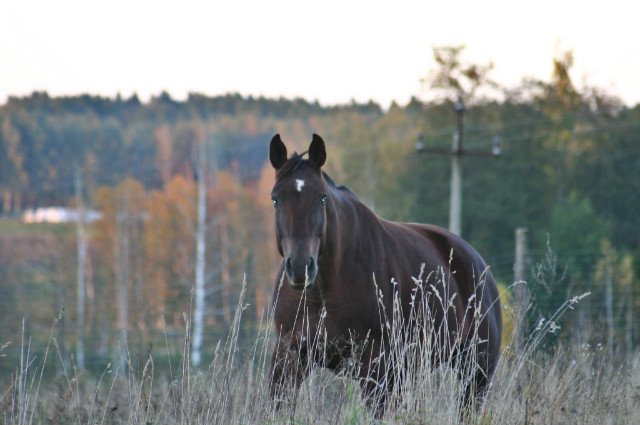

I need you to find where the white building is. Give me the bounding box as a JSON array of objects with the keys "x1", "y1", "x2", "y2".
[{"x1": 22, "y1": 207, "x2": 102, "y2": 223}]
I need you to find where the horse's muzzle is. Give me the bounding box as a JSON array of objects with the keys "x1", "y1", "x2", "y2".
[{"x1": 285, "y1": 256, "x2": 317, "y2": 289}]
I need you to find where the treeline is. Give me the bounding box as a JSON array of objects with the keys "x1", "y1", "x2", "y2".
[
  {"x1": 0, "y1": 91, "x2": 381, "y2": 209},
  {"x1": 1, "y1": 59, "x2": 640, "y2": 371}
]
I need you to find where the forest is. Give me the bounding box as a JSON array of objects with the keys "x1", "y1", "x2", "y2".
[{"x1": 1, "y1": 50, "x2": 639, "y2": 376}]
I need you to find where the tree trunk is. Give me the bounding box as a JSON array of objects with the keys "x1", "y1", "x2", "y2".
[
  {"x1": 2, "y1": 189, "x2": 11, "y2": 214},
  {"x1": 192, "y1": 137, "x2": 207, "y2": 368},
  {"x1": 605, "y1": 262, "x2": 614, "y2": 354},
  {"x1": 74, "y1": 163, "x2": 86, "y2": 369},
  {"x1": 116, "y1": 188, "x2": 130, "y2": 333},
  {"x1": 220, "y1": 216, "x2": 232, "y2": 323}
]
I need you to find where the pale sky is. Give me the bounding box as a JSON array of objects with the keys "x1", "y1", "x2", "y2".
[{"x1": 1, "y1": 0, "x2": 638, "y2": 108}]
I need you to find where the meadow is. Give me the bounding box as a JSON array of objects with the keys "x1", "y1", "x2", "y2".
[{"x1": 3, "y1": 268, "x2": 638, "y2": 425}]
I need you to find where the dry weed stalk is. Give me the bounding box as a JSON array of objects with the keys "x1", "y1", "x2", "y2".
[{"x1": 2, "y1": 272, "x2": 639, "y2": 424}]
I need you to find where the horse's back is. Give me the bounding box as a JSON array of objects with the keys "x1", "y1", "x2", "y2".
[
  {"x1": 403, "y1": 223, "x2": 494, "y2": 290},
  {"x1": 402, "y1": 222, "x2": 502, "y2": 353}
]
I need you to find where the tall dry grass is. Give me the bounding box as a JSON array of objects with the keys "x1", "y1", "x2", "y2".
[{"x1": 2, "y1": 271, "x2": 639, "y2": 424}]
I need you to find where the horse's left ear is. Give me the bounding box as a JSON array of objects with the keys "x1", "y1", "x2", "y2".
[{"x1": 308, "y1": 134, "x2": 326, "y2": 169}]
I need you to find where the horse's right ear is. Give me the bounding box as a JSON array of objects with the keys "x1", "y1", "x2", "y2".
[{"x1": 269, "y1": 134, "x2": 287, "y2": 170}]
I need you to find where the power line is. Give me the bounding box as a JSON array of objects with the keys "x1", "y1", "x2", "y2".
[{"x1": 416, "y1": 96, "x2": 500, "y2": 236}]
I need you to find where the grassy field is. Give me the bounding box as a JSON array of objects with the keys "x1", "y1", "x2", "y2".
[
  {"x1": 2, "y1": 278, "x2": 639, "y2": 425},
  {"x1": 0, "y1": 218, "x2": 73, "y2": 237}
]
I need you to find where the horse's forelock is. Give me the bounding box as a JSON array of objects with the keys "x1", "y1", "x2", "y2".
[{"x1": 275, "y1": 152, "x2": 315, "y2": 180}]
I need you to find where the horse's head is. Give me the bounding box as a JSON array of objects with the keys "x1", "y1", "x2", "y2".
[{"x1": 269, "y1": 134, "x2": 329, "y2": 289}]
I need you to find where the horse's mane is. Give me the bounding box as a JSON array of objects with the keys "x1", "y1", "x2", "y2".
[
  {"x1": 276, "y1": 152, "x2": 357, "y2": 198},
  {"x1": 322, "y1": 171, "x2": 356, "y2": 197}
]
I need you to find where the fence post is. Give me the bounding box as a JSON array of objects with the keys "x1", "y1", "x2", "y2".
[{"x1": 513, "y1": 227, "x2": 530, "y2": 352}]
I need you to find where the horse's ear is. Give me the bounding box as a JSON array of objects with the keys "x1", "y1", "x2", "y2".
[
  {"x1": 308, "y1": 134, "x2": 326, "y2": 169},
  {"x1": 269, "y1": 134, "x2": 287, "y2": 170}
]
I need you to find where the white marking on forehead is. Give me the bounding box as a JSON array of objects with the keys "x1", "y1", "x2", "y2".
[{"x1": 295, "y1": 179, "x2": 305, "y2": 192}]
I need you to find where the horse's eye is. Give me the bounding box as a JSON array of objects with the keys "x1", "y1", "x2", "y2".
[
  {"x1": 272, "y1": 197, "x2": 279, "y2": 207},
  {"x1": 320, "y1": 194, "x2": 327, "y2": 205}
]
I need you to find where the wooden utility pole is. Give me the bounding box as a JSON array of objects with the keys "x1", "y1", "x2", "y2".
[
  {"x1": 449, "y1": 97, "x2": 464, "y2": 235},
  {"x1": 416, "y1": 95, "x2": 501, "y2": 236}
]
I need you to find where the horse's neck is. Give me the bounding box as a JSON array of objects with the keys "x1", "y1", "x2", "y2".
[
  {"x1": 327, "y1": 192, "x2": 379, "y2": 258},
  {"x1": 313, "y1": 194, "x2": 381, "y2": 304}
]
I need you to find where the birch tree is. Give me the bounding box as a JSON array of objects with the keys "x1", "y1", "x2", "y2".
[
  {"x1": 192, "y1": 135, "x2": 208, "y2": 367},
  {"x1": 74, "y1": 162, "x2": 86, "y2": 369}
]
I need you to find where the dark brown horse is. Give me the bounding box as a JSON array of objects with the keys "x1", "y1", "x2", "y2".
[{"x1": 268, "y1": 134, "x2": 502, "y2": 417}]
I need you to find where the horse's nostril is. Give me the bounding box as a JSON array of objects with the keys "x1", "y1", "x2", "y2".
[
  {"x1": 308, "y1": 257, "x2": 316, "y2": 272},
  {"x1": 286, "y1": 258, "x2": 293, "y2": 274}
]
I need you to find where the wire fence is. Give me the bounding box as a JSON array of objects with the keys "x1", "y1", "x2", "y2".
[{"x1": 0, "y1": 236, "x2": 636, "y2": 380}]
